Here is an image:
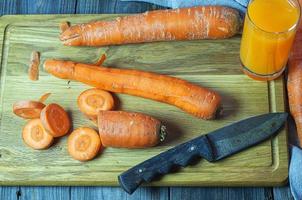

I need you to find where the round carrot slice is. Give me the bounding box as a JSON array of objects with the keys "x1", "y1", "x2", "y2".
[
  {"x1": 22, "y1": 119, "x2": 54, "y2": 150},
  {"x1": 13, "y1": 100, "x2": 45, "y2": 119},
  {"x1": 67, "y1": 127, "x2": 102, "y2": 161},
  {"x1": 40, "y1": 103, "x2": 71, "y2": 137},
  {"x1": 77, "y1": 88, "x2": 114, "y2": 120}
]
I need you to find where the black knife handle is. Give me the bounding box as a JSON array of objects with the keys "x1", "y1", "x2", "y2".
[{"x1": 118, "y1": 135, "x2": 214, "y2": 194}]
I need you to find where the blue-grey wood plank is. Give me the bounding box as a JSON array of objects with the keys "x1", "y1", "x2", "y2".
[
  {"x1": 71, "y1": 187, "x2": 168, "y2": 200},
  {"x1": 0, "y1": 187, "x2": 19, "y2": 200},
  {"x1": 76, "y1": 0, "x2": 165, "y2": 14},
  {"x1": 0, "y1": 0, "x2": 76, "y2": 15},
  {"x1": 273, "y1": 187, "x2": 293, "y2": 200},
  {"x1": 170, "y1": 187, "x2": 273, "y2": 200},
  {"x1": 19, "y1": 187, "x2": 70, "y2": 200}
]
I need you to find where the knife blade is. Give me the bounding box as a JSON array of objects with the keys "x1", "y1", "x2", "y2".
[{"x1": 118, "y1": 112, "x2": 288, "y2": 194}]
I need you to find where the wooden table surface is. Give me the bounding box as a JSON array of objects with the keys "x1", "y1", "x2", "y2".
[{"x1": 0, "y1": 0, "x2": 294, "y2": 199}]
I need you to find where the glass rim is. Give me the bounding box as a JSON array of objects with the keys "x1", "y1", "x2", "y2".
[{"x1": 247, "y1": 0, "x2": 301, "y2": 34}]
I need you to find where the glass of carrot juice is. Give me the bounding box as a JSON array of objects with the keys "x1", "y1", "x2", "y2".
[{"x1": 240, "y1": 0, "x2": 300, "y2": 81}]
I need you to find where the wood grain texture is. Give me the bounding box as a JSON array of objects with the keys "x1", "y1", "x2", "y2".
[
  {"x1": 0, "y1": 14, "x2": 288, "y2": 186},
  {"x1": 19, "y1": 187, "x2": 70, "y2": 200},
  {"x1": 71, "y1": 187, "x2": 168, "y2": 200},
  {"x1": 0, "y1": 0, "x2": 76, "y2": 15},
  {"x1": 76, "y1": 0, "x2": 165, "y2": 14},
  {"x1": 273, "y1": 187, "x2": 294, "y2": 200},
  {"x1": 0, "y1": 187, "x2": 18, "y2": 200},
  {"x1": 170, "y1": 187, "x2": 274, "y2": 200}
]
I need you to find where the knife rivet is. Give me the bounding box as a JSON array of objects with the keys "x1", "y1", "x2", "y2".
[
  {"x1": 138, "y1": 169, "x2": 143, "y2": 173},
  {"x1": 189, "y1": 146, "x2": 195, "y2": 151}
]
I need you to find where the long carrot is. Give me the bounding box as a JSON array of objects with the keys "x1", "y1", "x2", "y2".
[
  {"x1": 98, "y1": 111, "x2": 166, "y2": 148},
  {"x1": 60, "y1": 6, "x2": 241, "y2": 46},
  {"x1": 287, "y1": 7, "x2": 302, "y2": 146},
  {"x1": 44, "y1": 59, "x2": 221, "y2": 119}
]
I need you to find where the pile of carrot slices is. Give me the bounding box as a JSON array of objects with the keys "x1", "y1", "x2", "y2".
[{"x1": 14, "y1": 87, "x2": 166, "y2": 162}]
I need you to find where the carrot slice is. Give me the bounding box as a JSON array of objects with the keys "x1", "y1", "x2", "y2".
[
  {"x1": 13, "y1": 100, "x2": 45, "y2": 119},
  {"x1": 67, "y1": 127, "x2": 102, "y2": 161},
  {"x1": 94, "y1": 54, "x2": 107, "y2": 66},
  {"x1": 28, "y1": 51, "x2": 40, "y2": 81},
  {"x1": 22, "y1": 119, "x2": 54, "y2": 149},
  {"x1": 40, "y1": 103, "x2": 71, "y2": 137},
  {"x1": 60, "y1": 21, "x2": 70, "y2": 33},
  {"x1": 77, "y1": 88, "x2": 114, "y2": 121},
  {"x1": 39, "y1": 93, "x2": 51, "y2": 103}
]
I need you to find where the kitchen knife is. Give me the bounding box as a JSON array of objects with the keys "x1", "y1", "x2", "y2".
[{"x1": 118, "y1": 112, "x2": 288, "y2": 194}]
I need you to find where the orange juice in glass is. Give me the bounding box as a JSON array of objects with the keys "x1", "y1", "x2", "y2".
[{"x1": 240, "y1": 0, "x2": 300, "y2": 81}]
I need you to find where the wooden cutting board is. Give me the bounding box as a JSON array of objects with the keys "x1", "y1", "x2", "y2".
[{"x1": 0, "y1": 15, "x2": 288, "y2": 186}]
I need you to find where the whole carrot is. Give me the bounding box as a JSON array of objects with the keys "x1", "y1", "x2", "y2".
[
  {"x1": 60, "y1": 6, "x2": 241, "y2": 46},
  {"x1": 44, "y1": 59, "x2": 221, "y2": 119}
]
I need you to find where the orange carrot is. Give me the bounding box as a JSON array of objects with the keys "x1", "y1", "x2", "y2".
[
  {"x1": 60, "y1": 21, "x2": 70, "y2": 33},
  {"x1": 78, "y1": 88, "x2": 114, "y2": 121},
  {"x1": 22, "y1": 119, "x2": 54, "y2": 149},
  {"x1": 67, "y1": 127, "x2": 102, "y2": 161},
  {"x1": 94, "y1": 54, "x2": 107, "y2": 66},
  {"x1": 28, "y1": 51, "x2": 40, "y2": 81},
  {"x1": 98, "y1": 111, "x2": 166, "y2": 148},
  {"x1": 40, "y1": 103, "x2": 71, "y2": 137},
  {"x1": 287, "y1": 6, "x2": 302, "y2": 146},
  {"x1": 39, "y1": 93, "x2": 51, "y2": 103},
  {"x1": 60, "y1": 6, "x2": 241, "y2": 46},
  {"x1": 13, "y1": 100, "x2": 45, "y2": 119},
  {"x1": 44, "y1": 60, "x2": 221, "y2": 119}
]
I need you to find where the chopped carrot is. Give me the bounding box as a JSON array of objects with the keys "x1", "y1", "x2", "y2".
[
  {"x1": 39, "y1": 93, "x2": 51, "y2": 103},
  {"x1": 28, "y1": 51, "x2": 40, "y2": 81},
  {"x1": 67, "y1": 127, "x2": 102, "y2": 161},
  {"x1": 13, "y1": 100, "x2": 45, "y2": 119},
  {"x1": 94, "y1": 54, "x2": 107, "y2": 66},
  {"x1": 60, "y1": 6, "x2": 241, "y2": 46},
  {"x1": 44, "y1": 59, "x2": 221, "y2": 119},
  {"x1": 22, "y1": 119, "x2": 54, "y2": 150},
  {"x1": 60, "y1": 21, "x2": 70, "y2": 33},
  {"x1": 77, "y1": 88, "x2": 114, "y2": 121},
  {"x1": 98, "y1": 111, "x2": 166, "y2": 148},
  {"x1": 40, "y1": 103, "x2": 71, "y2": 137}
]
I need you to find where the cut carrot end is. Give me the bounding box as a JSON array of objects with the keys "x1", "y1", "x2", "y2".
[
  {"x1": 22, "y1": 119, "x2": 54, "y2": 150},
  {"x1": 28, "y1": 51, "x2": 40, "y2": 81},
  {"x1": 13, "y1": 100, "x2": 45, "y2": 119},
  {"x1": 67, "y1": 127, "x2": 102, "y2": 161}
]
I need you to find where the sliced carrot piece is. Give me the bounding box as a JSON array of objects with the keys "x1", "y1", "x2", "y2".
[
  {"x1": 13, "y1": 100, "x2": 45, "y2": 119},
  {"x1": 77, "y1": 88, "x2": 114, "y2": 121},
  {"x1": 22, "y1": 119, "x2": 54, "y2": 150},
  {"x1": 39, "y1": 92, "x2": 51, "y2": 103},
  {"x1": 67, "y1": 127, "x2": 102, "y2": 161},
  {"x1": 94, "y1": 54, "x2": 107, "y2": 66},
  {"x1": 40, "y1": 103, "x2": 71, "y2": 137},
  {"x1": 60, "y1": 21, "x2": 70, "y2": 33},
  {"x1": 28, "y1": 51, "x2": 40, "y2": 81}
]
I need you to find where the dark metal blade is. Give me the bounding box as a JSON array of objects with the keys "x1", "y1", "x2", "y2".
[{"x1": 208, "y1": 112, "x2": 288, "y2": 160}]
